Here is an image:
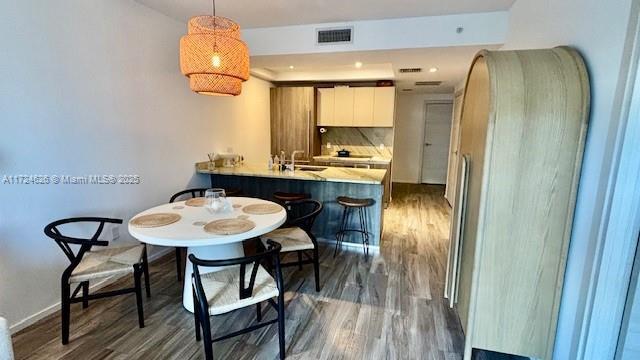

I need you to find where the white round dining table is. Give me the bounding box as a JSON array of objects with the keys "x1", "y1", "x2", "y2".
[{"x1": 128, "y1": 197, "x2": 286, "y2": 312}]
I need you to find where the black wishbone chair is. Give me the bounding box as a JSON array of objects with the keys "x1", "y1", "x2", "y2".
[
  {"x1": 260, "y1": 199, "x2": 323, "y2": 291},
  {"x1": 170, "y1": 188, "x2": 207, "y2": 281},
  {"x1": 44, "y1": 217, "x2": 150, "y2": 344},
  {"x1": 190, "y1": 241, "x2": 286, "y2": 360}
]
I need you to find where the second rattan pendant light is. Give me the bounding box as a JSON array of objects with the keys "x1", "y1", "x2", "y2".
[{"x1": 179, "y1": 0, "x2": 249, "y2": 96}]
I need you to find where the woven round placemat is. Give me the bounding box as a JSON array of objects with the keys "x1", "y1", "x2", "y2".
[
  {"x1": 130, "y1": 213, "x2": 181, "y2": 228},
  {"x1": 203, "y1": 218, "x2": 255, "y2": 235},
  {"x1": 242, "y1": 203, "x2": 282, "y2": 215},
  {"x1": 185, "y1": 197, "x2": 206, "y2": 207}
]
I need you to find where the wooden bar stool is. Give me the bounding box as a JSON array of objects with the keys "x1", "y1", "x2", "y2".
[
  {"x1": 335, "y1": 196, "x2": 375, "y2": 259},
  {"x1": 223, "y1": 187, "x2": 243, "y2": 197},
  {"x1": 273, "y1": 191, "x2": 310, "y2": 203}
]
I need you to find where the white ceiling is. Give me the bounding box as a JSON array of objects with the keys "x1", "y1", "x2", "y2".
[
  {"x1": 251, "y1": 45, "x2": 500, "y2": 93},
  {"x1": 136, "y1": 0, "x2": 515, "y2": 28},
  {"x1": 137, "y1": 0, "x2": 509, "y2": 93}
]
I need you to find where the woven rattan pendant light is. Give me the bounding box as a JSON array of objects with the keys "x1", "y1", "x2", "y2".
[{"x1": 179, "y1": 0, "x2": 249, "y2": 96}]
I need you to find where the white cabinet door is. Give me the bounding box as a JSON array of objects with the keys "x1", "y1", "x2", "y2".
[
  {"x1": 373, "y1": 87, "x2": 396, "y2": 127},
  {"x1": 317, "y1": 88, "x2": 335, "y2": 126},
  {"x1": 353, "y1": 87, "x2": 374, "y2": 127},
  {"x1": 334, "y1": 87, "x2": 354, "y2": 126}
]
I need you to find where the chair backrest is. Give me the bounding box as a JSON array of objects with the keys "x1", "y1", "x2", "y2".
[
  {"x1": 169, "y1": 188, "x2": 207, "y2": 203},
  {"x1": 189, "y1": 241, "x2": 283, "y2": 306},
  {"x1": 284, "y1": 199, "x2": 323, "y2": 233},
  {"x1": 44, "y1": 217, "x2": 122, "y2": 264},
  {"x1": 0, "y1": 316, "x2": 14, "y2": 360}
]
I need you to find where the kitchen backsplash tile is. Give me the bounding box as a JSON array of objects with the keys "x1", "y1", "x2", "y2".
[{"x1": 320, "y1": 127, "x2": 393, "y2": 158}]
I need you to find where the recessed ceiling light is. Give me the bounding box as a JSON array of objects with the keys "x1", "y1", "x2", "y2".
[
  {"x1": 429, "y1": 67, "x2": 439, "y2": 73},
  {"x1": 289, "y1": 65, "x2": 295, "y2": 69},
  {"x1": 354, "y1": 61, "x2": 363, "y2": 68}
]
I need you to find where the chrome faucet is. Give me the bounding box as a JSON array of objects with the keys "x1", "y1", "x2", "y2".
[{"x1": 286, "y1": 150, "x2": 305, "y2": 171}]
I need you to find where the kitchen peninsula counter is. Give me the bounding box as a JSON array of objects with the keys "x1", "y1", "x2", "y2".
[
  {"x1": 196, "y1": 162, "x2": 386, "y2": 185},
  {"x1": 195, "y1": 161, "x2": 386, "y2": 247}
]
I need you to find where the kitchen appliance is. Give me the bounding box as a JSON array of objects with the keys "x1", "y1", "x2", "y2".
[{"x1": 337, "y1": 149, "x2": 350, "y2": 157}]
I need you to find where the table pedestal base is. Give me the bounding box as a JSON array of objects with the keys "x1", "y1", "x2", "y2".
[{"x1": 182, "y1": 243, "x2": 245, "y2": 313}]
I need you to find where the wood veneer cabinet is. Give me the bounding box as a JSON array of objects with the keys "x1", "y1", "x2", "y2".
[
  {"x1": 450, "y1": 47, "x2": 590, "y2": 359},
  {"x1": 270, "y1": 87, "x2": 319, "y2": 160}
]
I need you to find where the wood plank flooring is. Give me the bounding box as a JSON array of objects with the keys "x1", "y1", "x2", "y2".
[{"x1": 12, "y1": 183, "x2": 464, "y2": 360}]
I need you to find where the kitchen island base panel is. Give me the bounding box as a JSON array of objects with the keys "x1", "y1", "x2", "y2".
[
  {"x1": 208, "y1": 174, "x2": 384, "y2": 246},
  {"x1": 182, "y1": 243, "x2": 245, "y2": 313}
]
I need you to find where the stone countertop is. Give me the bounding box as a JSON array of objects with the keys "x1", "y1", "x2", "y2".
[
  {"x1": 313, "y1": 155, "x2": 392, "y2": 165},
  {"x1": 196, "y1": 162, "x2": 386, "y2": 185}
]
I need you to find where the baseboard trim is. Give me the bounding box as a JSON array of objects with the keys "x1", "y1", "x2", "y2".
[{"x1": 9, "y1": 247, "x2": 173, "y2": 334}]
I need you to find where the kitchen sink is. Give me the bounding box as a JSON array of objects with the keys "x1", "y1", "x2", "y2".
[{"x1": 295, "y1": 165, "x2": 328, "y2": 172}]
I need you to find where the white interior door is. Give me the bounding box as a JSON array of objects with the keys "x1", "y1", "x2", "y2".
[{"x1": 421, "y1": 102, "x2": 453, "y2": 184}]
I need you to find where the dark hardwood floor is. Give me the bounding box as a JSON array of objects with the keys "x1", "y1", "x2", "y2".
[{"x1": 12, "y1": 183, "x2": 464, "y2": 359}]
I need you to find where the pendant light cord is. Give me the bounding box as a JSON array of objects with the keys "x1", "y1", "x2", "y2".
[{"x1": 212, "y1": 0, "x2": 217, "y2": 51}]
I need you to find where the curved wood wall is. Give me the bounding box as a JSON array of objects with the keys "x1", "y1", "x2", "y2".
[{"x1": 453, "y1": 47, "x2": 590, "y2": 359}]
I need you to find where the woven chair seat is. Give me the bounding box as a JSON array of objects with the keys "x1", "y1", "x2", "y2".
[
  {"x1": 260, "y1": 227, "x2": 315, "y2": 252},
  {"x1": 69, "y1": 244, "x2": 144, "y2": 283},
  {"x1": 199, "y1": 265, "x2": 279, "y2": 316}
]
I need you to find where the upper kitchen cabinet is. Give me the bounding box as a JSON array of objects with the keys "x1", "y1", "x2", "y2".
[
  {"x1": 334, "y1": 86, "x2": 354, "y2": 126},
  {"x1": 317, "y1": 88, "x2": 335, "y2": 126},
  {"x1": 373, "y1": 87, "x2": 396, "y2": 127},
  {"x1": 353, "y1": 87, "x2": 375, "y2": 126},
  {"x1": 270, "y1": 87, "x2": 319, "y2": 161},
  {"x1": 317, "y1": 86, "x2": 396, "y2": 127}
]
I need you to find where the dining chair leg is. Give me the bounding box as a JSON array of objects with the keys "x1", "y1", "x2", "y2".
[
  {"x1": 82, "y1": 282, "x2": 89, "y2": 309},
  {"x1": 200, "y1": 313, "x2": 214, "y2": 360},
  {"x1": 297, "y1": 251, "x2": 303, "y2": 270},
  {"x1": 256, "y1": 302, "x2": 263, "y2": 322},
  {"x1": 313, "y1": 248, "x2": 321, "y2": 292},
  {"x1": 175, "y1": 247, "x2": 182, "y2": 281},
  {"x1": 193, "y1": 289, "x2": 201, "y2": 342},
  {"x1": 143, "y1": 247, "x2": 151, "y2": 298},
  {"x1": 133, "y1": 265, "x2": 145, "y2": 328},
  {"x1": 277, "y1": 293, "x2": 286, "y2": 360},
  {"x1": 61, "y1": 282, "x2": 70, "y2": 345}
]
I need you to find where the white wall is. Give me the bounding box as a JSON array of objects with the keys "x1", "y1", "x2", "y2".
[
  {"x1": 0, "y1": 0, "x2": 271, "y2": 331},
  {"x1": 207, "y1": 77, "x2": 273, "y2": 162},
  {"x1": 392, "y1": 93, "x2": 453, "y2": 183},
  {"x1": 503, "y1": 0, "x2": 634, "y2": 358}
]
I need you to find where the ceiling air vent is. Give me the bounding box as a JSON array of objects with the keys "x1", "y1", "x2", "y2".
[
  {"x1": 317, "y1": 27, "x2": 353, "y2": 44},
  {"x1": 399, "y1": 68, "x2": 422, "y2": 73},
  {"x1": 415, "y1": 81, "x2": 443, "y2": 86}
]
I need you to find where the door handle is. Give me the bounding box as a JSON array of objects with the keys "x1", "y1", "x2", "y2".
[{"x1": 425, "y1": 143, "x2": 432, "y2": 146}]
